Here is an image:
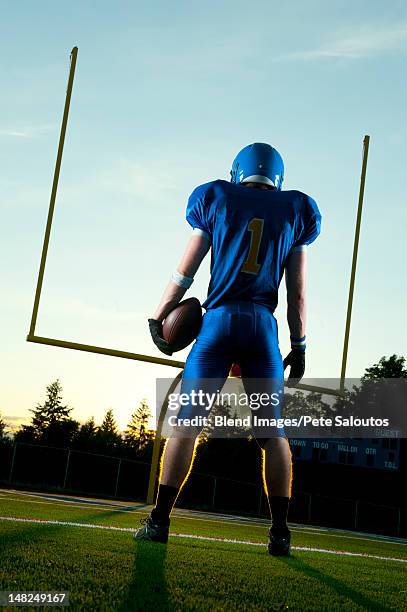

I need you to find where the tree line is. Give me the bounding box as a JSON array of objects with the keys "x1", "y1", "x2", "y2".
[
  {"x1": 0, "y1": 354, "x2": 405, "y2": 462},
  {"x1": 0, "y1": 380, "x2": 154, "y2": 459}
]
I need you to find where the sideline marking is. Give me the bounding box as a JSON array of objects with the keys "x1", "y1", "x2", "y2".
[
  {"x1": 1, "y1": 489, "x2": 406, "y2": 546},
  {"x1": 1, "y1": 515, "x2": 406, "y2": 564}
]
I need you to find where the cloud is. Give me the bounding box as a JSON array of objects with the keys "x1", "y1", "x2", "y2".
[
  {"x1": 1, "y1": 415, "x2": 29, "y2": 433},
  {"x1": 57, "y1": 156, "x2": 194, "y2": 216},
  {"x1": 276, "y1": 23, "x2": 407, "y2": 61},
  {"x1": 0, "y1": 124, "x2": 55, "y2": 139},
  {"x1": 107, "y1": 159, "x2": 183, "y2": 203}
]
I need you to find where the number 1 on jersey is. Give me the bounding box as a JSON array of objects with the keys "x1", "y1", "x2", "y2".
[{"x1": 241, "y1": 218, "x2": 264, "y2": 274}]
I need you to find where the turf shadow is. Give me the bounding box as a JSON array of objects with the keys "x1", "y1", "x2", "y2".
[
  {"x1": 0, "y1": 504, "x2": 172, "y2": 611},
  {"x1": 118, "y1": 540, "x2": 171, "y2": 611},
  {"x1": 277, "y1": 554, "x2": 394, "y2": 612},
  {"x1": 0, "y1": 506, "x2": 149, "y2": 597}
]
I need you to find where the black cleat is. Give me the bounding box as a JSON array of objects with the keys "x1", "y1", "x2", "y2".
[
  {"x1": 268, "y1": 527, "x2": 291, "y2": 556},
  {"x1": 134, "y1": 516, "x2": 169, "y2": 543}
]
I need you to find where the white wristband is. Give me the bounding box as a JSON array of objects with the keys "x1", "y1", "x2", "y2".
[{"x1": 171, "y1": 270, "x2": 194, "y2": 289}]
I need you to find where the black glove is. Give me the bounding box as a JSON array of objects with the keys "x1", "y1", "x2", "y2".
[
  {"x1": 283, "y1": 349, "x2": 305, "y2": 386},
  {"x1": 148, "y1": 319, "x2": 173, "y2": 356}
]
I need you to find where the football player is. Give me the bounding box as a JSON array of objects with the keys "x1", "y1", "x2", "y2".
[{"x1": 136, "y1": 143, "x2": 321, "y2": 556}]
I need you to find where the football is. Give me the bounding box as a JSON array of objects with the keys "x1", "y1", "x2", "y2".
[{"x1": 162, "y1": 297, "x2": 203, "y2": 352}]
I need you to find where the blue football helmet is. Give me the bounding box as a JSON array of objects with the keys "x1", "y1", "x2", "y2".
[{"x1": 230, "y1": 143, "x2": 284, "y2": 190}]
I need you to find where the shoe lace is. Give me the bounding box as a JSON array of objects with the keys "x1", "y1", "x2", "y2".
[{"x1": 139, "y1": 516, "x2": 150, "y2": 526}]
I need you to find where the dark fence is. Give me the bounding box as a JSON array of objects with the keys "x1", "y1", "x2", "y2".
[
  {"x1": 0, "y1": 442, "x2": 404, "y2": 537},
  {"x1": 1, "y1": 442, "x2": 150, "y2": 501}
]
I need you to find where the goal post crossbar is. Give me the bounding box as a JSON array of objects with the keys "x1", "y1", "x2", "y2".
[{"x1": 26, "y1": 48, "x2": 370, "y2": 502}]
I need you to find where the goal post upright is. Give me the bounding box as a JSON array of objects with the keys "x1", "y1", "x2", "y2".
[
  {"x1": 146, "y1": 371, "x2": 184, "y2": 505},
  {"x1": 28, "y1": 47, "x2": 78, "y2": 339},
  {"x1": 339, "y1": 135, "x2": 370, "y2": 392}
]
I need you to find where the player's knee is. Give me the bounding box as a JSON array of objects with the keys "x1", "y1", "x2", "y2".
[
  {"x1": 255, "y1": 436, "x2": 273, "y2": 450},
  {"x1": 170, "y1": 425, "x2": 201, "y2": 442},
  {"x1": 255, "y1": 435, "x2": 288, "y2": 450}
]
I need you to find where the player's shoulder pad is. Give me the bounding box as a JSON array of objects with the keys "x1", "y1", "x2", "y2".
[
  {"x1": 286, "y1": 190, "x2": 322, "y2": 247},
  {"x1": 289, "y1": 190, "x2": 321, "y2": 217},
  {"x1": 304, "y1": 193, "x2": 321, "y2": 218},
  {"x1": 188, "y1": 179, "x2": 223, "y2": 201},
  {"x1": 186, "y1": 180, "x2": 223, "y2": 233}
]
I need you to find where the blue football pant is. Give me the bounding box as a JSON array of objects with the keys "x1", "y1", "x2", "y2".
[{"x1": 176, "y1": 302, "x2": 285, "y2": 439}]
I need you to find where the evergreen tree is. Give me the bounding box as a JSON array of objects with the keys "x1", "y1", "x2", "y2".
[
  {"x1": 14, "y1": 425, "x2": 37, "y2": 444},
  {"x1": 96, "y1": 408, "x2": 122, "y2": 452},
  {"x1": 124, "y1": 401, "x2": 154, "y2": 451},
  {"x1": 362, "y1": 355, "x2": 407, "y2": 380},
  {"x1": 0, "y1": 413, "x2": 13, "y2": 449},
  {"x1": 284, "y1": 391, "x2": 333, "y2": 419},
  {"x1": 74, "y1": 417, "x2": 97, "y2": 449},
  {"x1": 99, "y1": 408, "x2": 118, "y2": 435},
  {"x1": 0, "y1": 412, "x2": 7, "y2": 440},
  {"x1": 42, "y1": 419, "x2": 80, "y2": 447},
  {"x1": 359, "y1": 355, "x2": 406, "y2": 421},
  {"x1": 332, "y1": 355, "x2": 407, "y2": 424},
  {"x1": 30, "y1": 380, "x2": 73, "y2": 436}
]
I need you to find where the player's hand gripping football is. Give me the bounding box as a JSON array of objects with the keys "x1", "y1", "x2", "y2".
[
  {"x1": 148, "y1": 319, "x2": 173, "y2": 356},
  {"x1": 283, "y1": 349, "x2": 305, "y2": 386}
]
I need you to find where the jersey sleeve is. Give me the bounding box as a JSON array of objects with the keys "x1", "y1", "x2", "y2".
[
  {"x1": 292, "y1": 195, "x2": 322, "y2": 249},
  {"x1": 185, "y1": 183, "x2": 212, "y2": 239}
]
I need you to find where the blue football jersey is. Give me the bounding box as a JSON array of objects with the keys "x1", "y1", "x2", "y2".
[{"x1": 186, "y1": 180, "x2": 321, "y2": 311}]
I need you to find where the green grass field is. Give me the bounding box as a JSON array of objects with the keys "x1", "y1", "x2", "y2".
[{"x1": 0, "y1": 489, "x2": 406, "y2": 611}]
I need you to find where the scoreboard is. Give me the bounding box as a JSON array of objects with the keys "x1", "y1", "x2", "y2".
[{"x1": 289, "y1": 438, "x2": 400, "y2": 470}]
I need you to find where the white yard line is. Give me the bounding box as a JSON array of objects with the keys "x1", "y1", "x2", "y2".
[
  {"x1": 1, "y1": 489, "x2": 406, "y2": 547},
  {"x1": 0, "y1": 515, "x2": 406, "y2": 564}
]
